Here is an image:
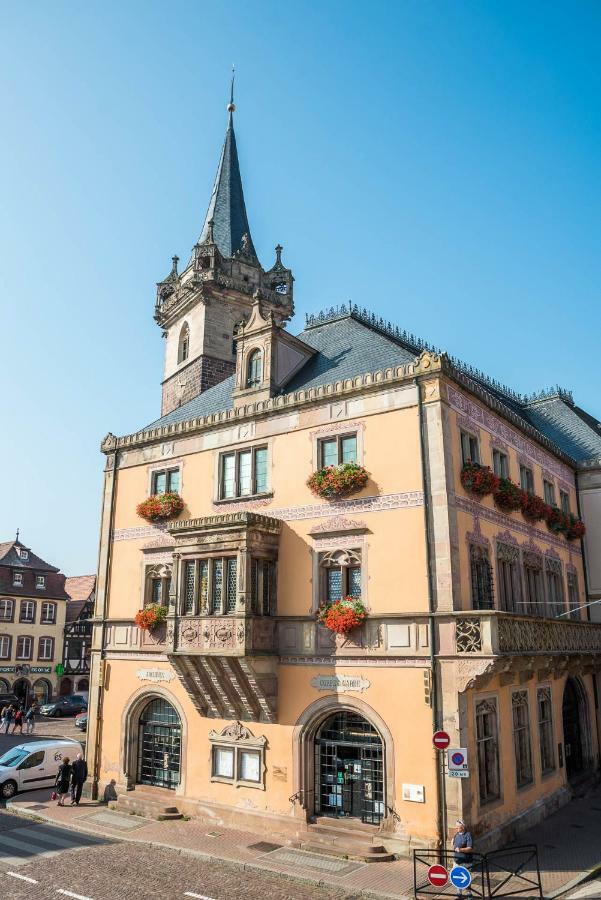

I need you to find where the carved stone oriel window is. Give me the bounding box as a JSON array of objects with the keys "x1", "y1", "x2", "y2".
[
  {"x1": 456, "y1": 617, "x2": 482, "y2": 653},
  {"x1": 209, "y1": 721, "x2": 267, "y2": 790}
]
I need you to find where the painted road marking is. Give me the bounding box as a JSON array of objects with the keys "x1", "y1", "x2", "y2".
[
  {"x1": 184, "y1": 893, "x2": 218, "y2": 900},
  {"x1": 57, "y1": 891, "x2": 94, "y2": 900},
  {"x1": 6, "y1": 872, "x2": 39, "y2": 883}
]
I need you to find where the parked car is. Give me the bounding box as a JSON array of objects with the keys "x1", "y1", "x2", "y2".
[
  {"x1": 0, "y1": 694, "x2": 20, "y2": 708},
  {"x1": 0, "y1": 739, "x2": 81, "y2": 799},
  {"x1": 75, "y1": 712, "x2": 87, "y2": 731},
  {"x1": 39, "y1": 695, "x2": 88, "y2": 718}
]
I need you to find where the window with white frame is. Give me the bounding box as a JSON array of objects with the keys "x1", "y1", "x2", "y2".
[
  {"x1": 219, "y1": 446, "x2": 268, "y2": 499},
  {"x1": 520, "y1": 464, "x2": 535, "y2": 493},
  {"x1": 537, "y1": 686, "x2": 555, "y2": 774},
  {"x1": 13, "y1": 572, "x2": 23, "y2": 587},
  {"x1": 151, "y1": 468, "x2": 180, "y2": 495},
  {"x1": 0, "y1": 599, "x2": 14, "y2": 621},
  {"x1": 543, "y1": 480, "x2": 556, "y2": 506},
  {"x1": 41, "y1": 602, "x2": 56, "y2": 624},
  {"x1": 35, "y1": 575, "x2": 45, "y2": 590},
  {"x1": 38, "y1": 636, "x2": 54, "y2": 661},
  {"x1": 16, "y1": 636, "x2": 33, "y2": 660},
  {"x1": 19, "y1": 549, "x2": 29, "y2": 561},
  {"x1": 319, "y1": 549, "x2": 362, "y2": 606},
  {"x1": 476, "y1": 698, "x2": 500, "y2": 804},
  {"x1": 209, "y1": 722, "x2": 266, "y2": 789},
  {"x1": 19, "y1": 600, "x2": 35, "y2": 623},
  {"x1": 492, "y1": 449, "x2": 509, "y2": 479},
  {"x1": 460, "y1": 430, "x2": 480, "y2": 465},
  {"x1": 512, "y1": 690, "x2": 533, "y2": 788},
  {"x1": 0, "y1": 635, "x2": 11, "y2": 660},
  {"x1": 318, "y1": 433, "x2": 358, "y2": 468}
]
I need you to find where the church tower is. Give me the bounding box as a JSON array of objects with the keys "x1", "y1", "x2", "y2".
[{"x1": 154, "y1": 82, "x2": 294, "y2": 415}]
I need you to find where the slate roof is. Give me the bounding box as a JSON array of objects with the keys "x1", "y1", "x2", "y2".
[
  {"x1": 0, "y1": 541, "x2": 59, "y2": 573},
  {"x1": 141, "y1": 307, "x2": 601, "y2": 468},
  {"x1": 197, "y1": 110, "x2": 257, "y2": 260}
]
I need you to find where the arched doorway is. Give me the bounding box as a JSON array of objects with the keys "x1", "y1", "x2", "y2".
[
  {"x1": 0, "y1": 678, "x2": 10, "y2": 695},
  {"x1": 60, "y1": 677, "x2": 73, "y2": 697},
  {"x1": 314, "y1": 711, "x2": 384, "y2": 824},
  {"x1": 32, "y1": 679, "x2": 51, "y2": 704},
  {"x1": 137, "y1": 697, "x2": 181, "y2": 790},
  {"x1": 12, "y1": 678, "x2": 30, "y2": 707},
  {"x1": 77, "y1": 678, "x2": 89, "y2": 693},
  {"x1": 562, "y1": 677, "x2": 592, "y2": 780}
]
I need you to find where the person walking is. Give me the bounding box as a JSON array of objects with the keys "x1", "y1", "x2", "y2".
[
  {"x1": 452, "y1": 819, "x2": 474, "y2": 899},
  {"x1": 55, "y1": 757, "x2": 72, "y2": 806},
  {"x1": 3, "y1": 706, "x2": 15, "y2": 734},
  {"x1": 24, "y1": 702, "x2": 37, "y2": 734},
  {"x1": 0, "y1": 706, "x2": 8, "y2": 734},
  {"x1": 12, "y1": 708, "x2": 23, "y2": 734},
  {"x1": 70, "y1": 753, "x2": 88, "y2": 806}
]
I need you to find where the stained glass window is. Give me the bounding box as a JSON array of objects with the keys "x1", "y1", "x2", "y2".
[
  {"x1": 184, "y1": 561, "x2": 195, "y2": 614},
  {"x1": 212, "y1": 559, "x2": 223, "y2": 614},
  {"x1": 226, "y1": 559, "x2": 237, "y2": 613},
  {"x1": 199, "y1": 560, "x2": 209, "y2": 614}
]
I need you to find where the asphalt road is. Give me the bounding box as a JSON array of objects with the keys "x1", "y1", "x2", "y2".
[{"x1": 0, "y1": 810, "x2": 357, "y2": 900}]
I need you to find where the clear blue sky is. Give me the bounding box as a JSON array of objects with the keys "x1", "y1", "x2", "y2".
[{"x1": 2, "y1": 1, "x2": 600, "y2": 575}]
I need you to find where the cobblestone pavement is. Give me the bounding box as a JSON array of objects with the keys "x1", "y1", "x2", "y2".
[
  {"x1": 0, "y1": 838, "x2": 362, "y2": 900},
  {"x1": 0, "y1": 716, "x2": 84, "y2": 753}
]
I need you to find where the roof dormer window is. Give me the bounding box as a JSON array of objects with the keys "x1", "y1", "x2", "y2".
[
  {"x1": 246, "y1": 349, "x2": 263, "y2": 388},
  {"x1": 19, "y1": 549, "x2": 29, "y2": 561}
]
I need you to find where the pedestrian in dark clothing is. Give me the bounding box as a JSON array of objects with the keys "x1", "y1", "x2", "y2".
[
  {"x1": 12, "y1": 709, "x2": 23, "y2": 734},
  {"x1": 70, "y1": 753, "x2": 88, "y2": 806},
  {"x1": 55, "y1": 757, "x2": 72, "y2": 806},
  {"x1": 3, "y1": 706, "x2": 14, "y2": 733},
  {"x1": 452, "y1": 819, "x2": 474, "y2": 898},
  {"x1": 25, "y1": 703, "x2": 37, "y2": 734}
]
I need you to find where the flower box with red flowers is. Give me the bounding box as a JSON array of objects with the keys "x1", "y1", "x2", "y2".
[
  {"x1": 317, "y1": 597, "x2": 367, "y2": 634},
  {"x1": 135, "y1": 604, "x2": 168, "y2": 632},
  {"x1": 460, "y1": 462, "x2": 500, "y2": 497},
  {"x1": 566, "y1": 514, "x2": 586, "y2": 541},
  {"x1": 493, "y1": 477, "x2": 522, "y2": 512},
  {"x1": 307, "y1": 462, "x2": 369, "y2": 500},
  {"x1": 545, "y1": 506, "x2": 569, "y2": 535},
  {"x1": 520, "y1": 492, "x2": 549, "y2": 523},
  {"x1": 136, "y1": 492, "x2": 184, "y2": 523}
]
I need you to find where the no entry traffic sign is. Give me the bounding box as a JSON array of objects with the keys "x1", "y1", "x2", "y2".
[
  {"x1": 427, "y1": 864, "x2": 449, "y2": 887},
  {"x1": 432, "y1": 730, "x2": 450, "y2": 750}
]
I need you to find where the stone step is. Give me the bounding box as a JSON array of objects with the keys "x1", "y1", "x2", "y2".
[
  {"x1": 312, "y1": 815, "x2": 377, "y2": 835},
  {"x1": 300, "y1": 840, "x2": 395, "y2": 863},
  {"x1": 112, "y1": 793, "x2": 183, "y2": 821},
  {"x1": 309, "y1": 822, "x2": 380, "y2": 841}
]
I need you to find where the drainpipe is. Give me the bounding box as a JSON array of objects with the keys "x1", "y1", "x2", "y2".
[
  {"x1": 415, "y1": 378, "x2": 446, "y2": 854},
  {"x1": 90, "y1": 450, "x2": 118, "y2": 798}
]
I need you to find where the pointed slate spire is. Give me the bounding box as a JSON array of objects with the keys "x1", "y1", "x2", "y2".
[{"x1": 198, "y1": 71, "x2": 258, "y2": 260}]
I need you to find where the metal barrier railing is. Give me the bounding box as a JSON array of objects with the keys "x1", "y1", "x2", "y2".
[{"x1": 413, "y1": 845, "x2": 543, "y2": 900}]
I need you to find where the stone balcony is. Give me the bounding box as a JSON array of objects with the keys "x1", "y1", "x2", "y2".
[{"x1": 445, "y1": 611, "x2": 601, "y2": 657}]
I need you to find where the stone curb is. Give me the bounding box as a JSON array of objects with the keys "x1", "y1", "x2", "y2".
[
  {"x1": 6, "y1": 802, "x2": 408, "y2": 900},
  {"x1": 547, "y1": 862, "x2": 601, "y2": 899}
]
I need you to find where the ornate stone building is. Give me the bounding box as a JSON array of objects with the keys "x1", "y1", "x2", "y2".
[{"x1": 87, "y1": 91, "x2": 601, "y2": 856}]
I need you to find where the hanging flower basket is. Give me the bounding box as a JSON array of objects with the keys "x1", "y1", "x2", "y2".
[
  {"x1": 307, "y1": 462, "x2": 369, "y2": 500},
  {"x1": 136, "y1": 492, "x2": 184, "y2": 522},
  {"x1": 317, "y1": 597, "x2": 367, "y2": 634},
  {"x1": 520, "y1": 492, "x2": 549, "y2": 523},
  {"x1": 493, "y1": 478, "x2": 522, "y2": 512},
  {"x1": 460, "y1": 462, "x2": 500, "y2": 497},
  {"x1": 566, "y1": 514, "x2": 586, "y2": 541},
  {"x1": 135, "y1": 604, "x2": 168, "y2": 631},
  {"x1": 545, "y1": 506, "x2": 569, "y2": 535}
]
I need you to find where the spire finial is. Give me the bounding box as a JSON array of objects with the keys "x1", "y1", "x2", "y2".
[
  {"x1": 227, "y1": 65, "x2": 235, "y2": 113},
  {"x1": 15, "y1": 528, "x2": 19, "y2": 543}
]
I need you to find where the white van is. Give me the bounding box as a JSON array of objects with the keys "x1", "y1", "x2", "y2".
[{"x1": 0, "y1": 739, "x2": 82, "y2": 799}]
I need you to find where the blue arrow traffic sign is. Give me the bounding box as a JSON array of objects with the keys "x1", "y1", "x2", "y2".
[{"x1": 450, "y1": 866, "x2": 472, "y2": 890}]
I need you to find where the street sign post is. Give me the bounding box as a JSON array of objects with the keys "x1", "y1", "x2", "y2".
[
  {"x1": 427, "y1": 864, "x2": 449, "y2": 888},
  {"x1": 432, "y1": 730, "x2": 450, "y2": 750},
  {"x1": 449, "y1": 865, "x2": 472, "y2": 891}
]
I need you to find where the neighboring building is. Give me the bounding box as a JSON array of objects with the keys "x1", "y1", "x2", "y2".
[
  {"x1": 60, "y1": 575, "x2": 95, "y2": 696},
  {"x1": 0, "y1": 538, "x2": 68, "y2": 705},
  {"x1": 87, "y1": 92, "x2": 601, "y2": 855}
]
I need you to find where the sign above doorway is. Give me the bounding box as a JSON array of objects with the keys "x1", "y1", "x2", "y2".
[
  {"x1": 310, "y1": 675, "x2": 370, "y2": 693},
  {"x1": 136, "y1": 668, "x2": 175, "y2": 683}
]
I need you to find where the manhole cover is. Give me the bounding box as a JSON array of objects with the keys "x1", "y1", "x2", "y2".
[
  {"x1": 269, "y1": 848, "x2": 363, "y2": 875},
  {"x1": 249, "y1": 841, "x2": 283, "y2": 853},
  {"x1": 83, "y1": 811, "x2": 149, "y2": 830},
  {"x1": 27, "y1": 805, "x2": 49, "y2": 811}
]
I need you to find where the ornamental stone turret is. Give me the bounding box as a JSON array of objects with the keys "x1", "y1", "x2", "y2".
[{"x1": 155, "y1": 81, "x2": 294, "y2": 416}]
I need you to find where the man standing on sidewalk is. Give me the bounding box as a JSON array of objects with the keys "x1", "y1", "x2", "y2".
[
  {"x1": 70, "y1": 753, "x2": 88, "y2": 806},
  {"x1": 452, "y1": 819, "x2": 474, "y2": 899}
]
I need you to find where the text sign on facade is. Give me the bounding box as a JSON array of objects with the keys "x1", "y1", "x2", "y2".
[
  {"x1": 402, "y1": 783, "x2": 425, "y2": 803},
  {"x1": 448, "y1": 769, "x2": 470, "y2": 778},
  {"x1": 310, "y1": 675, "x2": 370, "y2": 693},
  {"x1": 136, "y1": 669, "x2": 175, "y2": 683}
]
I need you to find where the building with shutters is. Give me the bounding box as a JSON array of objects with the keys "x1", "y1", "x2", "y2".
[
  {"x1": 0, "y1": 537, "x2": 68, "y2": 705},
  {"x1": 60, "y1": 575, "x2": 95, "y2": 696},
  {"x1": 87, "y1": 87, "x2": 601, "y2": 855}
]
